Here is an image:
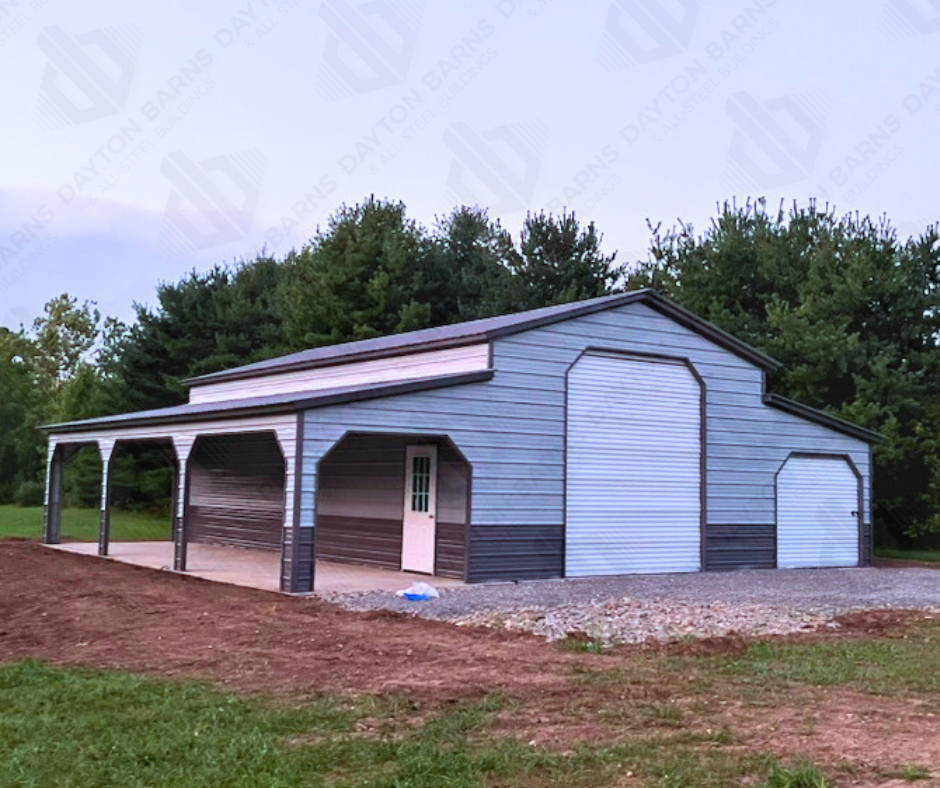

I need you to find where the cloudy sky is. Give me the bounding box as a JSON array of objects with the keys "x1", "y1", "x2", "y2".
[{"x1": 1, "y1": 0, "x2": 939, "y2": 328}]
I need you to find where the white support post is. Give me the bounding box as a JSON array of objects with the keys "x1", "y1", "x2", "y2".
[
  {"x1": 42, "y1": 441, "x2": 62, "y2": 544},
  {"x1": 97, "y1": 440, "x2": 117, "y2": 556},
  {"x1": 281, "y1": 452, "x2": 297, "y2": 593},
  {"x1": 274, "y1": 419, "x2": 313, "y2": 594},
  {"x1": 172, "y1": 437, "x2": 195, "y2": 572}
]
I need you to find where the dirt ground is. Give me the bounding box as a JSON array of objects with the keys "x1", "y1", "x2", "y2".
[
  {"x1": 2, "y1": 540, "x2": 940, "y2": 781},
  {"x1": 0, "y1": 541, "x2": 596, "y2": 699}
]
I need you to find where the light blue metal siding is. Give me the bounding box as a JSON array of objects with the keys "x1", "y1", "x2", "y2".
[
  {"x1": 490, "y1": 302, "x2": 870, "y2": 527},
  {"x1": 299, "y1": 301, "x2": 871, "y2": 580},
  {"x1": 299, "y1": 378, "x2": 566, "y2": 580}
]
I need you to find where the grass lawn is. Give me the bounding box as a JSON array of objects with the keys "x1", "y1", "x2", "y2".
[
  {"x1": 6, "y1": 622, "x2": 940, "y2": 787},
  {"x1": 0, "y1": 505, "x2": 169, "y2": 542},
  {"x1": 0, "y1": 661, "x2": 836, "y2": 788},
  {"x1": 876, "y1": 547, "x2": 940, "y2": 563}
]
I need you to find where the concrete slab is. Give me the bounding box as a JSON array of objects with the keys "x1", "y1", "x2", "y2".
[{"x1": 48, "y1": 541, "x2": 464, "y2": 595}]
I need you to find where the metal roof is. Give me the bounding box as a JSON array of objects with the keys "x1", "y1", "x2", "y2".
[
  {"x1": 182, "y1": 290, "x2": 782, "y2": 387},
  {"x1": 42, "y1": 370, "x2": 494, "y2": 434},
  {"x1": 40, "y1": 285, "x2": 882, "y2": 445}
]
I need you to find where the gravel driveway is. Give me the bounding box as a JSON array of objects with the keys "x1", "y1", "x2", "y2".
[{"x1": 326, "y1": 567, "x2": 940, "y2": 644}]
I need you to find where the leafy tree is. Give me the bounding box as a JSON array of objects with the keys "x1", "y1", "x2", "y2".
[
  {"x1": 628, "y1": 199, "x2": 940, "y2": 543},
  {"x1": 0, "y1": 296, "x2": 120, "y2": 506},
  {"x1": 25, "y1": 294, "x2": 101, "y2": 393},
  {"x1": 0, "y1": 329, "x2": 39, "y2": 501}
]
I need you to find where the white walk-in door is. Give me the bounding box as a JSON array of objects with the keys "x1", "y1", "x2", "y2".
[
  {"x1": 565, "y1": 353, "x2": 702, "y2": 576},
  {"x1": 777, "y1": 456, "x2": 859, "y2": 568},
  {"x1": 402, "y1": 445, "x2": 438, "y2": 574}
]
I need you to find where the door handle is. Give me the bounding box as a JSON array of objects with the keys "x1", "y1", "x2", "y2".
[{"x1": 851, "y1": 510, "x2": 859, "y2": 517}]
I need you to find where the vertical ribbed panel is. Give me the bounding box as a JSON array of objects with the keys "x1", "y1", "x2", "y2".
[
  {"x1": 187, "y1": 433, "x2": 285, "y2": 551},
  {"x1": 777, "y1": 456, "x2": 860, "y2": 568},
  {"x1": 565, "y1": 353, "x2": 702, "y2": 576}
]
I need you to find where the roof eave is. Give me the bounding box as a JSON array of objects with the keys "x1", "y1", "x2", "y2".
[
  {"x1": 43, "y1": 370, "x2": 495, "y2": 436},
  {"x1": 40, "y1": 401, "x2": 298, "y2": 435},
  {"x1": 642, "y1": 293, "x2": 781, "y2": 372},
  {"x1": 764, "y1": 393, "x2": 884, "y2": 444}
]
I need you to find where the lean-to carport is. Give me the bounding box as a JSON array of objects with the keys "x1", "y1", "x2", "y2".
[
  {"x1": 40, "y1": 373, "x2": 486, "y2": 594},
  {"x1": 43, "y1": 412, "x2": 301, "y2": 590}
]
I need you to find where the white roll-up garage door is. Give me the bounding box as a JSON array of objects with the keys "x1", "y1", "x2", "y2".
[
  {"x1": 777, "y1": 456, "x2": 859, "y2": 568},
  {"x1": 565, "y1": 353, "x2": 702, "y2": 576}
]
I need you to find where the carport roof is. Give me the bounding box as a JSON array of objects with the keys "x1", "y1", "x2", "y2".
[
  {"x1": 182, "y1": 289, "x2": 782, "y2": 387},
  {"x1": 41, "y1": 370, "x2": 494, "y2": 434}
]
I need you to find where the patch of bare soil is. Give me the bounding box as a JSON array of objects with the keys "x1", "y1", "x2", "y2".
[
  {"x1": 833, "y1": 608, "x2": 930, "y2": 635},
  {"x1": 0, "y1": 542, "x2": 604, "y2": 700},
  {"x1": 722, "y1": 688, "x2": 940, "y2": 778}
]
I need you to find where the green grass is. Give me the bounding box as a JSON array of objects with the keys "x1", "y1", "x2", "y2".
[
  {"x1": 570, "y1": 620, "x2": 940, "y2": 700},
  {"x1": 0, "y1": 661, "x2": 561, "y2": 788},
  {"x1": 896, "y1": 764, "x2": 932, "y2": 781},
  {"x1": 0, "y1": 661, "x2": 830, "y2": 788},
  {"x1": 0, "y1": 505, "x2": 169, "y2": 542},
  {"x1": 876, "y1": 548, "x2": 940, "y2": 563},
  {"x1": 556, "y1": 636, "x2": 610, "y2": 654},
  {"x1": 760, "y1": 759, "x2": 829, "y2": 788},
  {"x1": 705, "y1": 627, "x2": 940, "y2": 696}
]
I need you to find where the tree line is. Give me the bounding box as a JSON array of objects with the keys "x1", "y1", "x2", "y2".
[{"x1": 1, "y1": 196, "x2": 937, "y2": 547}]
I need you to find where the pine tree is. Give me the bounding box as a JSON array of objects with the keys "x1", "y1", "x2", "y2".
[
  {"x1": 628, "y1": 199, "x2": 940, "y2": 542},
  {"x1": 506, "y1": 210, "x2": 621, "y2": 311}
]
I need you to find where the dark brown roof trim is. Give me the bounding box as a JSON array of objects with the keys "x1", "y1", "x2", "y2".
[
  {"x1": 640, "y1": 293, "x2": 780, "y2": 372},
  {"x1": 183, "y1": 290, "x2": 780, "y2": 388},
  {"x1": 43, "y1": 370, "x2": 495, "y2": 435},
  {"x1": 764, "y1": 393, "x2": 884, "y2": 444}
]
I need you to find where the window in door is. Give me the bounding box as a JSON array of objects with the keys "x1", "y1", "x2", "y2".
[{"x1": 411, "y1": 455, "x2": 431, "y2": 512}]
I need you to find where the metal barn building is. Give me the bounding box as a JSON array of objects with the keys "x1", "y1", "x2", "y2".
[{"x1": 41, "y1": 290, "x2": 881, "y2": 593}]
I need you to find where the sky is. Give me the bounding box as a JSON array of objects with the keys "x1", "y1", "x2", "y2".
[{"x1": 1, "y1": 0, "x2": 939, "y2": 329}]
